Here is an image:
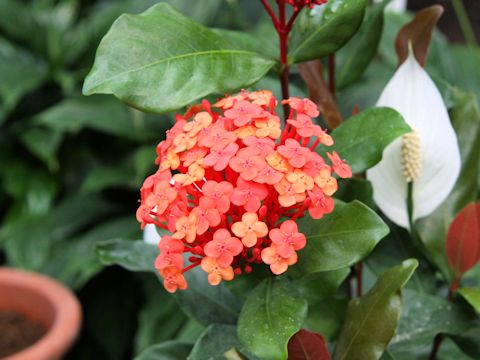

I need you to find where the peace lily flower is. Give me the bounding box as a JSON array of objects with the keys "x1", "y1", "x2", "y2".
[
  {"x1": 143, "y1": 224, "x2": 161, "y2": 245},
  {"x1": 367, "y1": 52, "x2": 461, "y2": 229}
]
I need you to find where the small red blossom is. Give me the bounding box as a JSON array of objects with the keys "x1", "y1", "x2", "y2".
[{"x1": 136, "y1": 91, "x2": 350, "y2": 292}]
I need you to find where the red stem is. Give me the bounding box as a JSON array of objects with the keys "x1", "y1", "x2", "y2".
[{"x1": 260, "y1": 0, "x2": 280, "y2": 30}]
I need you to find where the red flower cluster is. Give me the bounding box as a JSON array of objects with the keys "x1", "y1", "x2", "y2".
[
  {"x1": 286, "y1": 0, "x2": 328, "y2": 10},
  {"x1": 136, "y1": 90, "x2": 351, "y2": 293}
]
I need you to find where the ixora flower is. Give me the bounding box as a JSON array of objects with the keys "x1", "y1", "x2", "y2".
[
  {"x1": 367, "y1": 53, "x2": 461, "y2": 229},
  {"x1": 136, "y1": 91, "x2": 351, "y2": 293}
]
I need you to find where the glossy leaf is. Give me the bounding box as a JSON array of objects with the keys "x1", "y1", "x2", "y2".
[
  {"x1": 334, "y1": 259, "x2": 418, "y2": 360},
  {"x1": 458, "y1": 288, "x2": 480, "y2": 314},
  {"x1": 317, "y1": 107, "x2": 410, "y2": 173},
  {"x1": 417, "y1": 89, "x2": 480, "y2": 279},
  {"x1": 83, "y1": 3, "x2": 274, "y2": 113},
  {"x1": 237, "y1": 278, "x2": 308, "y2": 360},
  {"x1": 395, "y1": 5, "x2": 444, "y2": 67},
  {"x1": 337, "y1": 0, "x2": 388, "y2": 89},
  {"x1": 288, "y1": 329, "x2": 331, "y2": 360},
  {"x1": 446, "y1": 203, "x2": 480, "y2": 276},
  {"x1": 388, "y1": 290, "x2": 474, "y2": 353},
  {"x1": 174, "y1": 266, "x2": 243, "y2": 326},
  {"x1": 188, "y1": 324, "x2": 253, "y2": 360},
  {"x1": 134, "y1": 340, "x2": 193, "y2": 360},
  {"x1": 96, "y1": 239, "x2": 157, "y2": 272},
  {"x1": 289, "y1": 0, "x2": 367, "y2": 63},
  {"x1": 295, "y1": 268, "x2": 350, "y2": 304},
  {"x1": 296, "y1": 200, "x2": 389, "y2": 274},
  {"x1": 305, "y1": 297, "x2": 348, "y2": 341}
]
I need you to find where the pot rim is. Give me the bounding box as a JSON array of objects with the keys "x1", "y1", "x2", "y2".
[{"x1": 0, "y1": 267, "x2": 82, "y2": 360}]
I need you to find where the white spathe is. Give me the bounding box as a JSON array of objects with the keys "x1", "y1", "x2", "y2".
[
  {"x1": 374, "y1": 0, "x2": 407, "y2": 12},
  {"x1": 143, "y1": 223, "x2": 161, "y2": 244},
  {"x1": 366, "y1": 53, "x2": 461, "y2": 229}
]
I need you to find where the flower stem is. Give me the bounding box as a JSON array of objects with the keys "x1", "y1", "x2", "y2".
[
  {"x1": 277, "y1": 0, "x2": 290, "y2": 117},
  {"x1": 451, "y1": 0, "x2": 478, "y2": 47}
]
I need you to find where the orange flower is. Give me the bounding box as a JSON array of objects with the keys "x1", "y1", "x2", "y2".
[
  {"x1": 261, "y1": 244, "x2": 298, "y2": 275},
  {"x1": 172, "y1": 213, "x2": 197, "y2": 243},
  {"x1": 231, "y1": 212, "x2": 268, "y2": 247},
  {"x1": 160, "y1": 266, "x2": 187, "y2": 293},
  {"x1": 314, "y1": 167, "x2": 338, "y2": 196},
  {"x1": 201, "y1": 257, "x2": 234, "y2": 285}
]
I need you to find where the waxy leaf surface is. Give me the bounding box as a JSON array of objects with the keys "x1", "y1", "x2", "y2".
[
  {"x1": 288, "y1": 329, "x2": 331, "y2": 360},
  {"x1": 446, "y1": 203, "x2": 480, "y2": 276},
  {"x1": 296, "y1": 201, "x2": 389, "y2": 274},
  {"x1": 337, "y1": 0, "x2": 388, "y2": 89},
  {"x1": 289, "y1": 0, "x2": 367, "y2": 63},
  {"x1": 317, "y1": 107, "x2": 410, "y2": 174},
  {"x1": 237, "y1": 278, "x2": 307, "y2": 360},
  {"x1": 334, "y1": 259, "x2": 418, "y2": 360},
  {"x1": 83, "y1": 3, "x2": 274, "y2": 113},
  {"x1": 388, "y1": 290, "x2": 474, "y2": 353}
]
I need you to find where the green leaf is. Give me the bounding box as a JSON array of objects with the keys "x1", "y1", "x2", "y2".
[
  {"x1": 319, "y1": 107, "x2": 410, "y2": 173},
  {"x1": 296, "y1": 200, "x2": 389, "y2": 274},
  {"x1": 19, "y1": 127, "x2": 62, "y2": 171},
  {"x1": 334, "y1": 259, "x2": 418, "y2": 360},
  {"x1": 34, "y1": 96, "x2": 168, "y2": 141},
  {"x1": 0, "y1": 37, "x2": 48, "y2": 121},
  {"x1": 305, "y1": 297, "x2": 348, "y2": 341},
  {"x1": 134, "y1": 341, "x2": 193, "y2": 360},
  {"x1": 337, "y1": 1, "x2": 388, "y2": 89},
  {"x1": 296, "y1": 268, "x2": 350, "y2": 304},
  {"x1": 289, "y1": 0, "x2": 367, "y2": 64},
  {"x1": 96, "y1": 239, "x2": 158, "y2": 272},
  {"x1": 134, "y1": 279, "x2": 189, "y2": 353},
  {"x1": 388, "y1": 290, "x2": 474, "y2": 353},
  {"x1": 417, "y1": 89, "x2": 480, "y2": 280},
  {"x1": 174, "y1": 266, "x2": 243, "y2": 326},
  {"x1": 188, "y1": 324, "x2": 253, "y2": 360},
  {"x1": 83, "y1": 3, "x2": 275, "y2": 113},
  {"x1": 451, "y1": 327, "x2": 480, "y2": 359},
  {"x1": 458, "y1": 288, "x2": 480, "y2": 314},
  {"x1": 334, "y1": 178, "x2": 375, "y2": 209},
  {"x1": 237, "y1": 278, "x2": 308, "y2": 360}
]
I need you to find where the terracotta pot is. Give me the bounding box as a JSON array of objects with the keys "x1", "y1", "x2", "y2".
[{"x1": 0, "y1": 268, "x2": 82, "y2": 360}]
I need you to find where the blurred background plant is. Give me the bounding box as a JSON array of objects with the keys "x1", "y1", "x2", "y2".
[{"x1": 0, "y1": 0, "x2": 479, "y2": 359}]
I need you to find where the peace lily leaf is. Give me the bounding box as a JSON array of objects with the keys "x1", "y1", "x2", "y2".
[
  {"x1": 174, "y1": 266, "x2": 243, "y2": 326},
  {"x1": 288, "y1": 329, "x2": 331, "y2": 360},
  {"x1": 296, "y1": 200, "x2": 389, "y2": 274},
  {"x1": 289, "y1": 0, "x2": 367, "y2": 64},
  {"x1": 366, "y1": 53, "x2": 461, "y2": 229},
  {"x1": 334, "y1": 259, "x2": 418, "y2": 360},
  {"x1": 446, "y1": 203, "x2": 480, "y2": 277},
  {"x1": 458, "y1": 288, "x2": 480, "y2": 314},
  {"x1": 134, "y1": 340, "x2": 193, "y2": 360},
  {"x1": 237, "y1": 278, "x2": 308, "y2": 360},
  {"x1": 188, "y1": 324, "x2": 255, "y2": 360},
  {"x1": 388, "y1": 290, "x2": 474, "y2": 353},
  {"x1": 416, "y1": 89, "x2": 480, "y2": 278},
  {"x1": 83, "y1": 3, "x2": 275, "y2": 113},
  {"x1": 451, "y1": 327, "x2": 480, "y2": 359},
  {"x1": 96, "y1": 239, "x2": 157, "y2": 272},
  {"x1": 337, "y1": 0, "x2": 388, "y2": 89},
  {"x1": 318, "y1": 107, "x2": 410, "y2": 173}
]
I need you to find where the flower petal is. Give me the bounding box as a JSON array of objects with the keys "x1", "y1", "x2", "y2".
[{"x1": 367, "y1": 53, "x2": 461, "y2": 228}]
